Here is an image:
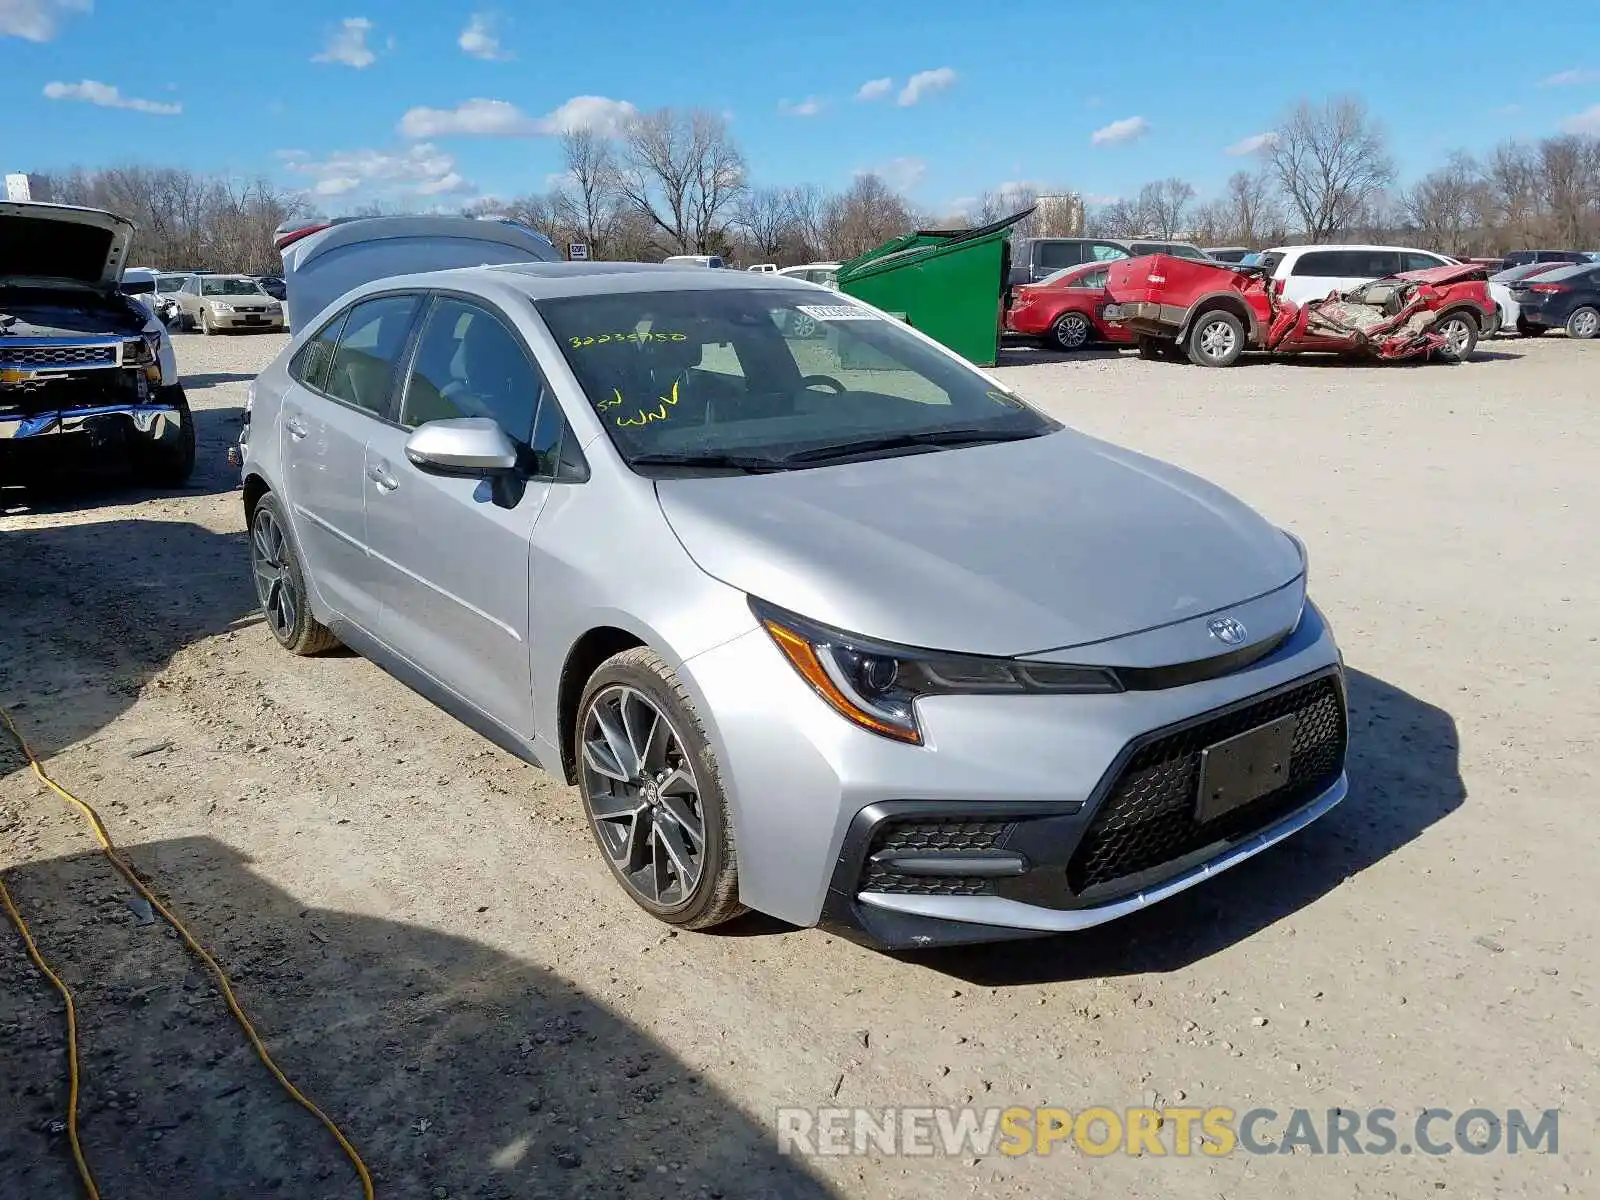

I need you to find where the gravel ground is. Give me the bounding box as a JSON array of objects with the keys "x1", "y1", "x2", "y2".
[{"x1": 1, "y1": 327, "x2": 1595, "y2": 1199}]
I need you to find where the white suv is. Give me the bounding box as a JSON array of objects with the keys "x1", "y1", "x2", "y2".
[{"x1": 1257, "y1": 245, "x2": 1458, "y2": 306}]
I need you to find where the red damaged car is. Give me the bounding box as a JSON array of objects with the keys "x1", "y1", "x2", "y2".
[
  {"x1": 1103, "y1": 254, "x2": 1496, "y2": 367},
  {"x1": 1005, "y1": 261, "x2": 1135, "y2": 350}
]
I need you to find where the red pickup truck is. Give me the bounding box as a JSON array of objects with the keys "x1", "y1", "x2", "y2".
[{"x1": 1103, "y1": 255, "x2": 1496, "y2": 367}]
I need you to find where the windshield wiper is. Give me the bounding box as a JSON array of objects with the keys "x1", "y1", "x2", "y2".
[
  {"x1": 629, "y1": 451, "x2": 784, "y2": 474},
  {"x1": 778, "y1": 427, "x2": 1043, "y2": 466}
]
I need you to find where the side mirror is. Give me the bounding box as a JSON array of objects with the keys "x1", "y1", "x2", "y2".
[{"x1": 404, "y1": 418, "x2": 519, "y2": 477}]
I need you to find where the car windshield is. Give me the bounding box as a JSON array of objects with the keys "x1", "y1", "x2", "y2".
[
  {"x1": 202, "y1": 277, "x2": 267, "y2": 296},
  {"x1": 537, "y1": 288, "x2": 1057, "y2": 470}
]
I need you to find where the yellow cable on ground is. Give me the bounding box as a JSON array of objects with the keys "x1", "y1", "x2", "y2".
[{"x1": 0, "y1": 705, "x2": 374, "y2": 1200}]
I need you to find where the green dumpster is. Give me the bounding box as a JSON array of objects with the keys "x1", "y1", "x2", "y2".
[{"x1": 835, "y1": 207, "x2": 1034, "y2": 366}]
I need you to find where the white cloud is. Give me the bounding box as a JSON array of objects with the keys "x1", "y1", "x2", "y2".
[
  {"x1": 1090, "y1": 115, "x2": 1149, "y2": 146},
  {"x1": 897, "y1": 67, "x2": 956, "y2": 107},
  {"x1": 42, "y1": 79, "x2": 181, "y2": 115},
  {"x1": 312, "y1": 17, "x2": 377, "y2": 68},
  {"x1": 1225, "y1": 131, "x2": 1278, "y2": 156},
  {"x1": 779, "y1": 96, "x2": 824, "y2": 117},
  {"x1": 0, "y1": 0, "x2": 89, "y2": 41},
  {"x1": 397, "y1": 94, "x2": 635, "y2": 139},
  {"x1": 1560, "y1": 104, "x2": 1600, "y2": 135},
  {"x1": 855, "y1": 77, "x2": 893, "y2": 102},
  {"x1": 859, "y1": 156, "x2": 927, "y2": 193},
  {"x1": 458, "y1": 12, "x2": 510, "y2": 60},
  {"x1": 1539, "y1": 68, "x2": 1600, "y2": 87},
  {"x1": 279, "y1": 143, "x2": 474, "y2": 201}
]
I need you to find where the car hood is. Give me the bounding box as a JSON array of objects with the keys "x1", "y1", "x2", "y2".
[
  {"x1": 655, "y1": 430, "x2": 1304, "y2": 657},
  {"x1": 0, "y1": 201, "x2": 133, "y2": 292}
]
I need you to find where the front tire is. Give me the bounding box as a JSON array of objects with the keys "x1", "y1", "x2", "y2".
[
  {"x1": 249, "y1": 493, "x2": 340, "y2": 656},
  {"x1": 1565, "y1": 305, "x2": 1600, "y2": 340},
  {"x1": 1185, "y1": 309, "x2": 1245, "y2": 367},
  {"x1": 138, "y1": 385, "x2": 196, "y2": 487},
  {"x1": 575, "y1": 647, "x2": 744, "y2": 930},
  {"x1": 200, "y1": 310, "x2": 216, "y2": 336}
]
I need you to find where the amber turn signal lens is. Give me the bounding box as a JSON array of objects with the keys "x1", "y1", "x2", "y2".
[{"x1": 762, "y1": 620, "x2": 922, "y2": 744}]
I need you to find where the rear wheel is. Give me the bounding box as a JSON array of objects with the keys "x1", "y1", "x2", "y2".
[
  {"x1": 249, "y1": 493, "x2": 340, "y2": 655},
  {"x1": 1565, "y1": 305, "x2": 1600, "y2": 340},
  {"x1": 1432, "y1": 312, "x2": 1478, "y2": 362},
  {"x1": 575, "y1": 647, "x2": 744, "y2": 930},
  {"x1": 1050, "y1": 312, "x2": 1091, "y2": 350},
  {"x1": 1185, "y1": 309, "x2": 1245, "y2": 367}
]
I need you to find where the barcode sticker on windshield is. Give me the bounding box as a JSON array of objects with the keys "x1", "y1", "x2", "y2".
[{"x1": 796, "y1": 304, "x2": 877, "y2": 321}]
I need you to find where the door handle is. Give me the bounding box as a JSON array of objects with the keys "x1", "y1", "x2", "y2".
[
  {"x1": 284, "y1": 415, "x2": 309, "y2": 440},
  {"x1": 366, "y1": 462, "x2": 398, "y2": 492}
]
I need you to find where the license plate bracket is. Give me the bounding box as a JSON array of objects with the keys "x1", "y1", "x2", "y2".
[{"x1": 1195, "y1": 714, "x2": 1296, "y2": 823}]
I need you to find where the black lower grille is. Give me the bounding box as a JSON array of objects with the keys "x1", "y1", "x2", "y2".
[
  {"x1": 860, "y1": 819, "x2": 1013, "y2": 896},
  {"x1": 1067, "y1": 674, "x2": 1346, "y2": 894}
]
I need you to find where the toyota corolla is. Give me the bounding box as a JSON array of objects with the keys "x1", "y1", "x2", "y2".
[{"x1": 238, "y1": 218, "x2": 1349, "y2": 950}]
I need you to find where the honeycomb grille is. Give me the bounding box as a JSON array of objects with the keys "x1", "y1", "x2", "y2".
[
  {"x1": 0, "y1": 344, "x2": 117, "y2": 368},
  {"x1": 860, "y1": 819, "x2": 1013, "y2": 896},
  {"x1": 1067, "y1": 675, "x2": 1346, "y2": 895}
]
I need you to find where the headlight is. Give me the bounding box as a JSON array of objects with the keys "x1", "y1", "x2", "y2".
[
  {"x1": 752, "y1": 599, "x2": 1121, "y2": 745},
  {"x1": 121, "y1": 337, "x2": 155, "y2": 366},
  {"x1": 211, "y1": 301, "x2": 234, "y2": 313}
]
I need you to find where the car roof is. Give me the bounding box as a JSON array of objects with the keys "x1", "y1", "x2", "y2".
[
  {"x1": 1536, "y1": 262, "x2": 1600, "y2": 281},
  {"x1": 1263, "y1": 244, "x2": 1442, "y2": 256},
  {"x1": 333, "y1": 261, "x2": 826, "y2": 305}
]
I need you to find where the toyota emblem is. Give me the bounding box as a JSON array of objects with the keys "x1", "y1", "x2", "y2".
[{"x1": 1207, "y1": 617, "x2": 1248, "y2": 646}]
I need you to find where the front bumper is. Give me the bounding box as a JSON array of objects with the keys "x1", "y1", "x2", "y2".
[
  {"x1": 682, "y1": 598, "x2": 1347, "y2": 948},
  {"x1": 208, "y1": 311, "x2": 284, "y2": 331}
]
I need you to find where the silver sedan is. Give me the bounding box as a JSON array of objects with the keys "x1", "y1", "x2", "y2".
[{"x1": 240, "y1": 248, "x2": 1348, "y2": 950}]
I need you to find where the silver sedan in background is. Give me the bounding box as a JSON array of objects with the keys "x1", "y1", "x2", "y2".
[{"x1": 239, "y1": 239, "x2": 1348, "y2": 950}]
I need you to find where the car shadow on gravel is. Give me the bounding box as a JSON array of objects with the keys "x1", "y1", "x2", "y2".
[
  {"x1": 994, "y1": 345, "x2": 1129, "y2": 367},
  {"x1": 0, "y1": 517, "x2": 255, "y2": 759},
  {"x1": 0, "y1": 406, "x2": 243, "y2": 516},
  {"x1": 0, "y1": 835, "x2": 833, "y2": 1200},
  {"x1": 915, "y1": 668, "x2": 1463, "y2": 986},
  {"x1": 184, "y1": 373, "x2": 257, "y2": 390}
]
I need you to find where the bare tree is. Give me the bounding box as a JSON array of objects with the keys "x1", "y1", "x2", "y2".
[
  {"x1": 1402, "y1": 153, "x2": 1485, "y2": 255},
  {"x1": 732, "y1": 187, "x2": 793, "y2": 262},
  {"x1": 819, "y1": 174, "x2": 916, "y2": 260},
  {"x1": 1539, "y1": 135, "x2": 1600, "y2": 249},
  {"x1": 615, "y1": 108, "x2": 746, "y2": 255},
  {"x1": 1139, "y1": 178, "x2": 1195, "y2": 238},
  {"x1": 552, "y1": 127, "x2": 620, "y2": 258},
  {"x1": 971, "y1": 183, "x2": 1041, "y2": 238},
  {"x1": 1266, "y1": 97, "x2": 1396, "y2": 241}
]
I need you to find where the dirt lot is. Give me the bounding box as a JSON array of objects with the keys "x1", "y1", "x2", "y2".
[{"x1": 2, "y1": 329, "x2": 1595, "y2": 1199}]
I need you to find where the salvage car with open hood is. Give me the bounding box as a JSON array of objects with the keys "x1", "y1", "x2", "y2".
[
  {"x1": 0, "y1": 201, "x2": 191, "y2": 485},
  {"x1": 1104, "y1": 254, "x2": 1495, "y2": 367}
]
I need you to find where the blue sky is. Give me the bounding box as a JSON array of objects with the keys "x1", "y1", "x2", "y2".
[{"x1": 5, "y1": 0, "x2": 1600, "y2": 215}]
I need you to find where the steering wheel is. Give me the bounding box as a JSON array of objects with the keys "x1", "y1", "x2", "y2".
[{"x1": 800, "y1": 374, "x2": 846, "y2": 394}]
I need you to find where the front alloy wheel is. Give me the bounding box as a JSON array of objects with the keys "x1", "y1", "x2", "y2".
[{"x1": 576, "y1": 648, "x2": 743, "y2": 928}]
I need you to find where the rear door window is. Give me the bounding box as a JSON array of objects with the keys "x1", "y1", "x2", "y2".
[
  {"x1": 1077, "y1": 267, "x2": 1110, "y2": 289},
  {"x1": 290, "y1": 309, "x2": 350, "y2": 394},
  {"x1": 1036, "y1": 241, "x2": 1082, "y2": 271},
  {"x1": 1403, "y1": 252, "x2": 1446, "y2": 272},
  {"x1": 1089, "y1": 242, "x2": 1129, "y2": 262},
  {"x1": 323, "y1": 294, "x2": 422, "y2": 416},
  {"x1": 1291, "y1": 250, "x2": 1343, "y2": 277}
]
